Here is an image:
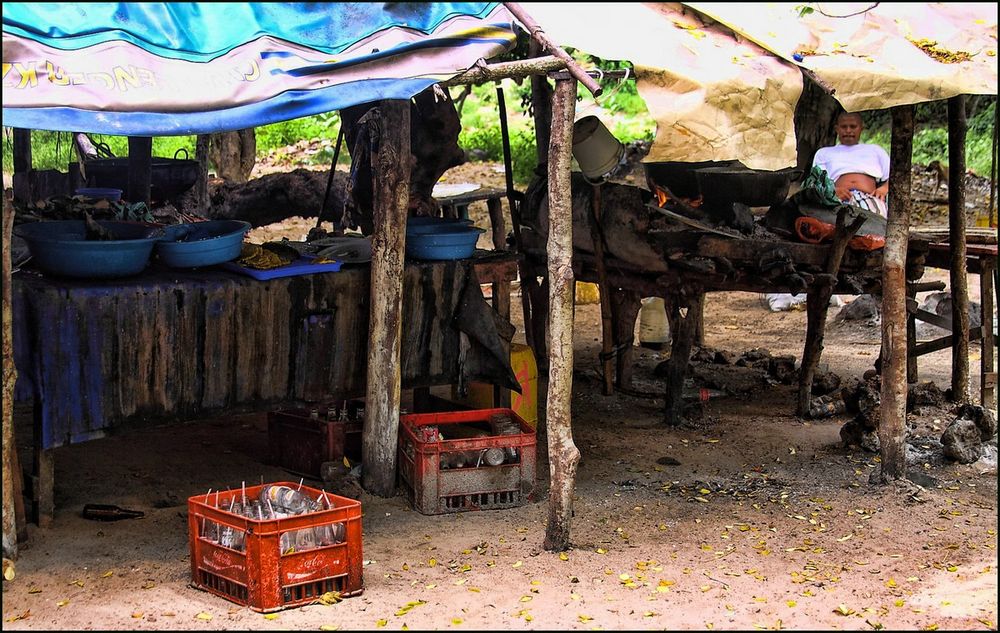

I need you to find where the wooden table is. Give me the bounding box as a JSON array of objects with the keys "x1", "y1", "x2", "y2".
[
  {"x1": 12, "y1": 250, "x2": 519, "y2": 525},
  {"x1": 913, "y1": 242, "x2": 997, "y2": 409}
]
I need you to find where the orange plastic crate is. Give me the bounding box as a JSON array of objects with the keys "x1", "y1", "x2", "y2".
[
  {"x1": 187, "y1": 482, "x2": 363, "y2": 612},
  {"x1": 398, "y1": 408, "x2": 536, "y2": 515}
]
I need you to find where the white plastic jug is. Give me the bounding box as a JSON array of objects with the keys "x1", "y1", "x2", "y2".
[{"x1": 638, "y1": 297, "x2": 670, "y2": 348}]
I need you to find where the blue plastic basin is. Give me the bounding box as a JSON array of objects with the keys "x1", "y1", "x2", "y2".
[
  {"x1": 405, "y1": 225, "x2": 485, "y2": 260},
  {"x1": 13, "y1": 220, "x2": 163, "y2": 278},
  {"x1": 155, "y1": 220, "x2": 251, "y2": 268},
  {"x1": 75, "y1": 187, "x2": 123, "y2": 202},
  {"x1": 405, "y1": 216, "x2": 475, "y2": 235}
]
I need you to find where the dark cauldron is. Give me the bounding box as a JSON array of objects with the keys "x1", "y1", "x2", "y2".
[
  {"x1": 643, "y1": 160, "x2": 745, "y2": 198},
  {"x1": 85, "y1": 150, "x2": 199, "y2": 201},
  {"x1": 695, "y1": 166, "x2": 803, "y2": 208}
]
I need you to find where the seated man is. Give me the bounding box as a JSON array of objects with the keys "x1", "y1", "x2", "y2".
[{"x1": 812, "y1": 111, "x2": 890, "y2": 217}]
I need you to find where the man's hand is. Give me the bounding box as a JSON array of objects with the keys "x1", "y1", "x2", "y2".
[
  {"x1": 874, "y1": 182, "x2": 889, "y2": 201},
  {"x1": 834, "y1": 182, "x2": 853, "y2": 202}
]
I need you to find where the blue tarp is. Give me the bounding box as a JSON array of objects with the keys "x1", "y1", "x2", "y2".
[{"x1": 2, "y1": 2, "x2": 516, "y2": 135}]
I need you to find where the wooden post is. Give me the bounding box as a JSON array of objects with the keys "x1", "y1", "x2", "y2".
[
  {"x1": 530, "y1": 41, "x2": 553, "y2": 167},
  {"x1": 2, "y1": 194, "x2": 19, "y2": 559},
  {"x1": 796, "y1": 206, "x2": 865, "y2": 416},
  {"x1": 12, "y1": 129, "x2": 31, "y2": 206},
  {"x1": 663, "y1": 290, "x2": 702, "y2": 426},
  {"x1": 981, "y1": 258, "x2": 996, "y2": 411},
  {"x1": 195, "y1": 134, "x2": 211, "y2": 213},
  {"x1": 127, "y1": 136, "x2": 153, "y2": 207},
  {"x1": 588, "y1": 185, "x2": 615, "y2": 395},
  {"x1": 948, "y1": 95, "x2": 970, "y2": 404},
  {"x1": 543, "y1": 77, "x2": 581, "y2": 552},
  {"x1": 610, "y1": 288, "x2": 642, "y2": 389},
  {"x1": 877, "y1": 104, "x2": 914, "y2": 483},
  {"x1": 361, "y1": 100, "x2": 411, "y2": 497}
]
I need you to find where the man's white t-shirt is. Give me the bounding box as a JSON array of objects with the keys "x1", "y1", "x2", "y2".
[{"x1": 813, "y1": 143, "x2": 890, "y2": 183}]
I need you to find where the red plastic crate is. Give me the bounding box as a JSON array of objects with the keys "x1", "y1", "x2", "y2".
[
  {"x1": 267, "y1": 402, "x2": 363, "y2": 478},
  {"x1": 187, "y1": 482, "x2": 363, "y2": 612},
  {"x1": 398, "y1": 408, "x2": 536, "y2": 515}
]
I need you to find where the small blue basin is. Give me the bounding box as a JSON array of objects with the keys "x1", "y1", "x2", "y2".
[
  {"x1": 406, "y1": 225, "x2": 484, "y2": 260},
  {"x1": 155, "y1": 220, "x2": 251, "y2": 268},
  {"x1": 405, "y1": 216, "x2": 474, "y2": 235}
]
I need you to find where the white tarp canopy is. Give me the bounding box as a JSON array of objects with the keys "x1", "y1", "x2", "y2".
[{"x1": 521, "y1": 2, "x2": 998, "y2": 170}]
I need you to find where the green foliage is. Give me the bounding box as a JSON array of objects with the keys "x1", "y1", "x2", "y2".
[
  {"x1": 256, "y1": 111, "x2": 340, "y2": 156},
  {"x1": 865, "y1": 125, "x2": 994, "y2": 177},
  {"x1": 459, "y1": 124, "x2": 537, "y2": 185}
]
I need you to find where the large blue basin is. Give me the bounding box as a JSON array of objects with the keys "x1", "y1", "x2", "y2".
[{"x1": 14, "y1": 220, "x2": 163, "y2": 279}]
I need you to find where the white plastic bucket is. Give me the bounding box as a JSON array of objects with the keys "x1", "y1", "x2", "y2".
[{"x1": 572, "y1": 116, "x2": 624, "y2": 180}]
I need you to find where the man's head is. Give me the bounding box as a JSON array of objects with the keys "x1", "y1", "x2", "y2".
[{"x1": 834, "y1": 112, "x2": 864, "y2": 146}]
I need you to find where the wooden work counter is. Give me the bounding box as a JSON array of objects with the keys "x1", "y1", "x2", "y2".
[{"x1": 12, "y1": 250, "x2": 519, "y2": 450}]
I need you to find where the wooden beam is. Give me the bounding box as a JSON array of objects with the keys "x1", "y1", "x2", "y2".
[
  {"x1": 441, "y1": 54, "x2": 567, "y2": 88},
  {"x1": 913, "y1": 326, "x2": 985, "y2": 356},
  {"x1": 2, "y1": 194, "x2": 19, "y2": 559},
  {"x1": 361, "y1": 101, "x2": 411, "y2": 497},
  {"x1": 542, "y1": 77, "x2": 581, "y2": 552},
  {"x1": 503, "y1": 3, "x2": 602, "y2": 97},
  {"x1": 878, "y1": 104, "x2": 914, "y2": 483},
  {"x1": 948, "y1": 95, "x2": 970, "y2": 403},
  {"x1": 127, "y1": 136, "x2": 153, "y2": 207}
]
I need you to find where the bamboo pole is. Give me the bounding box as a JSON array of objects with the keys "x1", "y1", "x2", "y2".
[
  {"x1": 2, "y1": 194, "x2": 18, "y2": 559},
  {"x1": 948, "y1": 95, "x2": 970, "y2": 404},
  {"x1": 502, "y1": 3, "x2": 602, "y2": 97},
  {"x1": 543, "y1": 77, "x2": 581, "y2": 552},
  {"x1": 878, "y1": 104, "x2": 914, "y2": 483},
  {"x1": 361, "y1": 100, "x2": 411, "y2": 497}
]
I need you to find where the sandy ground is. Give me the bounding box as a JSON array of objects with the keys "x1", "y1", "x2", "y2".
[{"x1": 2, "y1": 162, "x2": 997, "y2": 631}]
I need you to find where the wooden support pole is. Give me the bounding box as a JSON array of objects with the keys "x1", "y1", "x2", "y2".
[
  {"x1": 2, "y1": 194, "x2": 19, "y2": 559},
  {"x1": 362, "y1": 100, "x2": 411, "y2": 497},
  {"x1": 12, "y1": 129, "x2": 31, "y2": 206},
  {"x1": 529, "y1": 41, "x2": 553, "y2": 167},
  {"x1": 948, "y1": 95, "x2": 970, "y2": 404},
  {"x1": 663, "y1": 290, "x2": 701, "y2": 426},
  {"x1": 588, "y1": 185, "x2": 615, "y2": 396},
  {"x1": 195, "y1": 134, "x2": 211, "y2": 214},
  {"x1": 542, "y1": 77, "x2": 581, "y2": 552},
  {"x1": 503, "y1": 3, "x2": 602, "y2": 97},
  {"x1": 127, "y1": 136, "x2": 153, "y2": 207},
  {"x1": 796, "y1": 206, "x2": 865, "y2": 416},
  {"x1": 877, "y1": 104, "x2": 914, "y2": 483},
  {"x1": 610, "y1": 288, "x2": 642, "y2": 390},
  {"x1": 981, "y1": 258, "x2": 996, "y2": 410}
]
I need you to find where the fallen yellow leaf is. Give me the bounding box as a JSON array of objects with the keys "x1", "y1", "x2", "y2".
[
  {"x1": 559, "y1": 552, "x2": 569, "y2": 561},
  {"x1": 520, "y1": 595, "x2": 533, "y2": 602},
  {"x1": 452, "y1": 617, "x2": 463, "y2": 625},
  {"x1": 318, "y1": 591, "x2": 342, "y2": 605},
  {"x1": 101, "y1": 570, "x2": 114, "y2": 578},
  {"x1": 262, "y1": 613, "x2": 278, "y2": 620},
  {"x1": 57, "y1": 600, "x2": 70, "y2": 608},
  {"x1": 835, "y1": 605, "x2": 855, "y2": 616},
  {"x1": 131, "y1": 612, "x2": 143, "y2": 619},
  {"x1": 512, "y1": 561, "x2": 523, "y2": 568},
  {"x1": 319, "y1": 625, "x2": 340, "y2": 631},
  {"x1": 596, "y1": 548, "x2": 607, "y2": 555},
  {"x1": 376, "y1": 618, "x2": 387, "y2": 627},
  {"x1": 2, "y1": 560, "x2": 14, "y2": 582}
]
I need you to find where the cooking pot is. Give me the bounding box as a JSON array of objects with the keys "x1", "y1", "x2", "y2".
[
  {"x1": 84, "y1": 148, "x2": 199, "y2": 201},
  {"x1": 695, "y1": 166, "x2": 803, "y2": 208},
  {"x1": 644, "y1": 160, "x2": 746, "y2": 198}
]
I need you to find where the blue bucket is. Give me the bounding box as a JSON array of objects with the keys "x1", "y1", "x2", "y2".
[{"x1": 14, "y1": 220, "x2": 163, "y2": 278}]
